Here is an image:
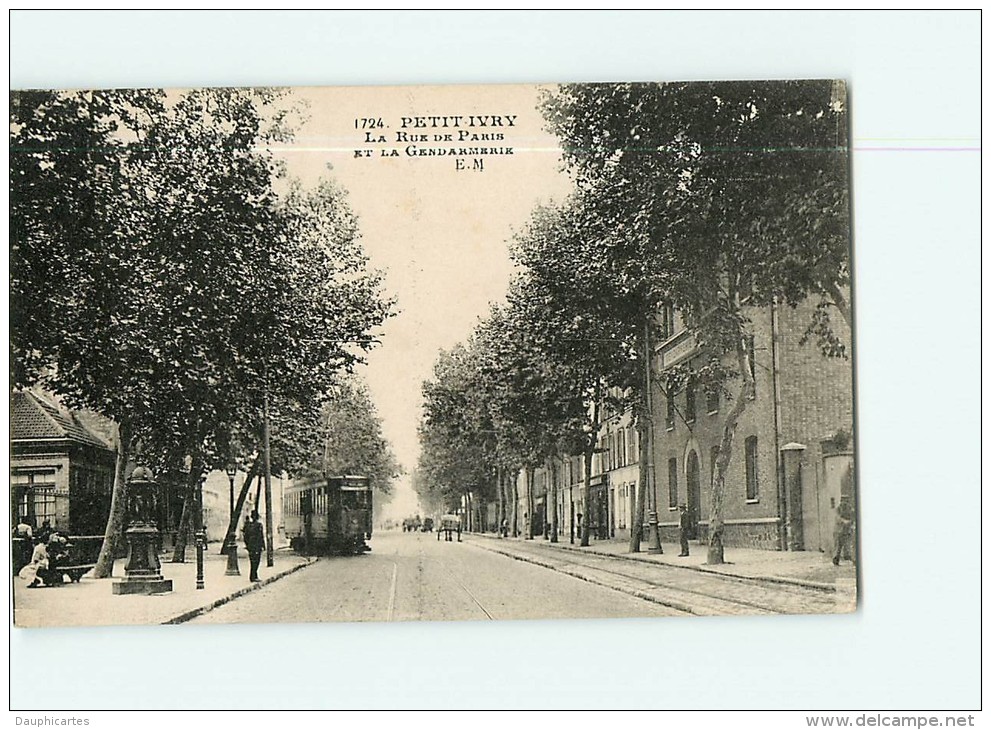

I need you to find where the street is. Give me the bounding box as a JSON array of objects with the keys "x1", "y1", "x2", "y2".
[
  {"x1": 189, "y1": 529, "x2": 853, "y2": 625},
  {"x1": 189, "y1": 530, "x2": 682, "y2": 624}
]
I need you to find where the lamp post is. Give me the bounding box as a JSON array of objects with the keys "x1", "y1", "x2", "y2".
[
  {"x1": 195, "y1": 474, "x2": 205, "y2": 590},
  {"x1": 644, "y1": 319, "x2": 664, "y2": 554},
  {"x1": 224, "y1": 463, "x2": 241, "y2": 576}
]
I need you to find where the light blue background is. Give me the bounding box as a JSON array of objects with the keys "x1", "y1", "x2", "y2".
[{"x1": 8, "y1": 10, "x2": 981, "y2": 710}]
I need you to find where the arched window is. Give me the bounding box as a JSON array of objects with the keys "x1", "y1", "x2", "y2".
[
  {"x1": 668, "y1": 457, "x2": 679, "y2": 508},
  {"x1": 685, "y1": 377, "x2": 697, "y2": 423},
  {"x1": 745, "y1": 436, "x2": 759, "y2": 501}
]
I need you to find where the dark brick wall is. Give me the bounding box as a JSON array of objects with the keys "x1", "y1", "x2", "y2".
[
  {"x1": 775, "y1": 300, "x2": 855, "y2": 475},
  {"x1": 652, "y1": 307, "x2": 781, "y2": 548},
  {"x1": 652, "y1": 297, "x2": 855, "y2": 552},
  {"x1": 659, "y1": 520, "x2": 780, "y2": 549}
]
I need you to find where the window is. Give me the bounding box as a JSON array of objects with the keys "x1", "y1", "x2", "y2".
[
  {"x1": 660, "y1": 303, "x2": 675, "y2": 340},
  {"x1": 12, "y1": 471, "x2": 57, "y2": 527},
  {"x1": 746, "y1": 335, "x2": 757, "y2": 399},
  {"x1": 745, "y1": 436, "x2": 759, "y2": 501},
  {"x1": 666, "y1": 393, "x2": 676, "y2": 430},
  {"x1": 629, "y1": 426, "x2": 638, "y2": 462},
  {"x1": 668, "y1": 457, "x2": 679, "y2": 508},
  {"x1": 685, "y1": 378, "x2": 697, "y2": 423},
  {"x1": 710, "y1": 446, "x2": 720, "y2": 487},
  {"x1": 618, "y1": 429, "x2": 626, "y2": 468},
  {"x1": 706, "y1": 387, "x2": 719, "y2": 415}
]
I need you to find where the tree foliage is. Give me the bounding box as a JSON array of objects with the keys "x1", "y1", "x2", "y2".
[
  {"x1": 541, "y1": 80, "x2": 851, "y2": 561},
  {"x1": 305, "y1": 374, "x2": 400, "y2": 496},
  {"x1": 10, "y1": 87, "x2": 392, "y2": 575}
]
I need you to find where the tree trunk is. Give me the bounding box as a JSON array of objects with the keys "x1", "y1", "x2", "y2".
[
  {"x1": 510, "y1": 470, "x2": 519, "y2": 538},
  {"x1": 580, "y1": 446, "x2": 593, "y2": 547},
  {"x1": 219, "y1": 457, "x2": 260, "y2": 554},
  {"x1": 171, "y1": 462, "x2": 205, "y2": 563},
  {"x1": 494, "y1": 467, "x2": 501, "y2": 532},
  {"x1": 580, "y1": 398, "x2": 601, "y2": 548},
  {"x1": 525, "y1": 467, "x2": 535, "y2": 539},
  {"x1": 499, "y1": 469, "x2": 506, "y2": 532},
  {"x1": 707, "y1": 337, "x2": 757, "y2": 565},
  {"x1": 826, "y1": 279, "x2": 852, "y2": 330},
  {"x1": 171, "y1": 492, "x2": 192, "y2": 563},
  {"x1": 263, "y1": 388, "x2": 274, "y2": 567},
  {"x1": 549, "y1": 457, "x2": 559, "y2": 543},
  {"x1": 92, "y1": 420, "x2": 132, "y2": 579}
]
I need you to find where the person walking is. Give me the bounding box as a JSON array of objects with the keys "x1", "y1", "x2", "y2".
[
  {"x1": 678, "y1": 504, "x2": 691, "y2": 557},
  {"x1": 244, "y1": 510, "x2": 265, "y2": 582},
  {"x1": 832, "y1": 495, "x2": 854, "y2": 566}
]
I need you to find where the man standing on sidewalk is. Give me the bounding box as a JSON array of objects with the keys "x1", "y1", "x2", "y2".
[
  {"x1": 678, "y1": 504, "x2": 691, "y2": 557},
  {"x1": 832, "y1": 496, "x2": 854, "y2": 566},
  {"x1": 245, "y1": 510, "x2": 265, "y2": 582}
]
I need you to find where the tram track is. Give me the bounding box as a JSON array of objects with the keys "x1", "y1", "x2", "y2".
[
  {"x1": 439, "y1": 562, "x2": 495, "y2": 620},
  {"x1": 469, "y1": 538, "x2": 845, "y2": 617},
  {"x1": 393, "y1": 536, "x2": 498, "y2": 621}
]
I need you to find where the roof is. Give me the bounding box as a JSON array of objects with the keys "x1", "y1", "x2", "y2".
[{"x1": 10, "y1": 391, "x2": 113, "y2": 450}]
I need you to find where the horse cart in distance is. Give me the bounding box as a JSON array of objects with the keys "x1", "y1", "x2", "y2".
[{"x1": 437, "y1": 514, "x2": 461, "y2": 542}]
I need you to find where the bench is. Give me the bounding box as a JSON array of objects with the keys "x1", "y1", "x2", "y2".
[
  {"x1": 50, "y1": 536, "x2": 102, "y2": 584},
  {"x1": 56, "y1": 563, "x2": 96, "y2": 583}
]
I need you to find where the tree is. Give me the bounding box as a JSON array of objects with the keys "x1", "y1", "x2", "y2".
[
  {"x1": 309, "y1": 374, "x2": 400, "y2": 496},
  {"x1": 416, "y1": 343, "x2": 497, "y2": 521},
  {"x1": 10, "y1": 88, "x2": 391, "y2": 576},
  {"x1": 542, "y1": 80, "x2": 851, "y2": 563},
  {"x1": 512, "y1": 187, "x2": 675, "y2": 552}
]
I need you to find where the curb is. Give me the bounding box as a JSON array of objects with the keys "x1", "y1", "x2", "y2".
[
  {"x1": 466, "y1": 539, "x2": 700, "y2": 615},
  {"x1": 465, "y1": 533, "x2": 837, "y2": 593},
  {"x1": 161, "y1": 557, "x2": 318, "y2": 625}
]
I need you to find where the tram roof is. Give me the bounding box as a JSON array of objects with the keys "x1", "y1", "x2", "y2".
[{"x1": 286, "y1": 474, "x2": 371, "y2": 492}]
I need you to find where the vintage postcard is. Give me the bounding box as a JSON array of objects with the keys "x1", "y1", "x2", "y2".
[{"x1": 10, "y1": 81, "x2": 856, "y2": 628}]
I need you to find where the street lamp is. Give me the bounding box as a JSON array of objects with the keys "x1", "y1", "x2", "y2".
[
  {"x1": 224, "y1": 463, "x2": 241, "y2": 577},
  {"x1": 643, "y1": 319, "x2": 663, "y2": 554},
  {"x1": 195, "y1": 474, "x2": 206, "y2": 590}
]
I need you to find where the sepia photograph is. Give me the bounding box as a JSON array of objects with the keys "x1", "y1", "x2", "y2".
[
  {"x1": 10, "y1": 80, "x2": 856, "y2": 628},
  {"x1": 8, "y1": 8, "x2": 980, "y2": 716}
]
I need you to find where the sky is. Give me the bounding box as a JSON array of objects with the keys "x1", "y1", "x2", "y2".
[{"x1": 272, "y1": 84, "x2": 575, "y2": 518}]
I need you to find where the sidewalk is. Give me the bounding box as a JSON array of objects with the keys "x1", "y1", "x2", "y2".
[
  {"x1": 467, "y1": 532, "x2": 857, "y2": 591},
  {"x1": 12, "y1": 546, "x2": 314, "y2": 628}
]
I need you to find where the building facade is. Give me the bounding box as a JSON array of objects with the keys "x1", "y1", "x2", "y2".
[
  {"x1": 651, "y1": 299, "x2": 854, "y2": 552},
  {"x1": 491, "y1": 296, "x2": 854, "y2": 554},
  {"x1": 10, "y1": 390, "x2": 116, "y2": 536}
]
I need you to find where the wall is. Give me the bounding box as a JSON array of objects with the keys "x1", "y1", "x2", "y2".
[
  {"x1": 653, "y1": 307, "x2": 783, "y2": 549},
  {"x1": 775, "y1": 299, "x2": 856, "y2": 552}
]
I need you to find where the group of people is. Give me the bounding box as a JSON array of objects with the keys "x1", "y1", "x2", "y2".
[
  {"x1": 12, "y1": 512, "x2": 268, "y2": 588},
  {"x1": 15, "y1": 519, "x2": 71, "y2": 588}
]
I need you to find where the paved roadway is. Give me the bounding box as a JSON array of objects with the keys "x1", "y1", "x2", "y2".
[
  {"x1": 468, "y1": 536, "x2": 854, "y2": 616},
  {"x1": 189, "y1": 529, "x2": 680, "y2": 624}
]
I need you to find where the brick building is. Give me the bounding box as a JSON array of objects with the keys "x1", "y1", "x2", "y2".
[
  {"x1": 10, "y1": 390, "x2": 116, "y2": 536},
  {"x1": 509, "y1": 399, "x2": 643, "y2": 545},
  {"x1": 494, "y1": 295, "x2": 854, "y2": 554},
  {"x1": 651, "y1": 298, "x2": 855, "y2": 552}
]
